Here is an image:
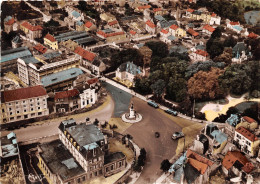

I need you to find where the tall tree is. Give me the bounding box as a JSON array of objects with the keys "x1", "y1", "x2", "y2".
[
  {"x1": 150, "y1": 79, "x2": 166, "y2": 98},
  {"x1": 145, "y1": 41, "x2": 169, "y2": 58},
  {"x1": 188, "y1": 68, "x2": 225, "y2": 100}
]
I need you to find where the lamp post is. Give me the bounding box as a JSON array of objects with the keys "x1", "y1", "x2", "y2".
[{"x1": 192, "y1": 98, "x2": 195, "y2": 118}]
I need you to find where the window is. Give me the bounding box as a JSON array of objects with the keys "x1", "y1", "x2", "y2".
[
  {"x1": 82, "y1": 176, "x2": 85, "y2": 181},
  {"x1": 38, "y1": 107, "x2": 41, "y2": 110},
  {"x1": 9, "y1": 108, "x2": 12, "y2": 111},
  {"x1": 31, "y1": 108, "x2": 34, "y2": 111},
  {"x1": 106, "y1": 167, "x2": 109, "y2": 172},
  {"x1": 24, "y1": 109, "x2": 27, "y2": 112},
  {"x1": 17, "y1": 111, "x2": 19, "y2": 114},
  {"x1": 119, "y1": 161, "x2": 122, "y2": 167},
  {"x1": 38, "y1": 112, "x2": 42, "y2": 115},
  {"x1": 17, "y1": 116, "x2": 21, "y2": 119},
  {"x1": 37, "y1": 98, "x2": 39, "y2": 101},
  {"x1": 236, "y1": 134, "x2": 241, "y2": 139},
  {"x1": 37, "y1": 102, "x2": 40, "y2": 105},
  {"x1": 10, "y1": 117, "x2": 14, "y2": 121},
  {"x1": 30, "y1": 99, "x2": 33, "y2": 102},
  {"x1": 10, "y1": 112, "x2": 13, "y2": 115},
  {"x1": 43, "y1": 99, "x2": 45, "y2": 101},
  {"x1": 16, "y1": 102, "x2": 18, "y2": 104},
  {"x1": 2, "y1": 109, "x2": 4, "y2": 113},
  {"x1": 9, "y1": 103, "x2": 11, "y2": 105},
  {"x1": 77, "y1": 178, "x2": 80, "y2": 183},
  {"x1": 24, "y1": 115, "x2": 28, "y2": 119},
  {"x1": 23, "y1": 101, "x2": 25, "y2": 103},
  {"x1": 111, "y1": 165, "x2": 114, "y2": 170}
]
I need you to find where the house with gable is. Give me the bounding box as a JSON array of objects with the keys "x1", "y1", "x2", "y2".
[
  {"x1": 232, "y1": 42, "x2": 249, "y2": 63},
  {"x1": 222, "y1": 151, "x2": 254, "y2": 179},
  {"x1": 226, "y1": 20, "x2": 243, "y2": 33},
  {"x1": 236, "y1": 116, "x2": 258, "y2": 132},
  {"x1": 11, "y1": 35, "x2": 23, "y2": 48},
  {"x1": 20, "y1": 21, "x2": 43, "y2": 40},
  {"x1": 234, "y1": 127, "x2": 260, "y2": 156},
  {"x1": 44, "y1": 33, "x2": 58, "y2": 50},
  {"x1": 209, "y1": 13, "x2": 221, "y2": 25},
  {"x1": 190, "y1": 49, "x2": 209, "y2": 62},
  {"x1": 202, "y1": 24, "x2": 215, "y2": 35},
  {"x1": 76, "y1": 21, "x2": 85, "y2": 31},
  {"x1": 54, "y1": 89, "x2": 80, "y2": 113},
  {"x1": 85, "y1": 21, "x2": 97, "y2": 32},
  {"x1": 187, "y1": 28, "x2": 199, "y2": 38},
  {"x1": 116, "y1": 62, "x2": 143, "y2": 85},
  {"x1": 225, "y1": 114, "x2": 241, "y2": 137},
  {"x1": 145, "y1": 20, "x2": 156, "y2": 34},
  {"x1": 169, "y1": 24, "x2": 178, "y2": 37},
  {"x1": 4, "y1": 16, "x2": 15, "y2": 33}
]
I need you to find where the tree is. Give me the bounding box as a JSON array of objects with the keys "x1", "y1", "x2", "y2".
[
  {"x1": 219, "y1": 64, "x2": 253, "y2": 95},
  {"x1": 145, "y1": 41, "x2": 169, "y2": 58},
  {"x1": 160, "y1": 159, "x2": 171, "y2": 173},
  {"x1": 133, "y1": 161, "x2": 142, "y2": 172},
  {"x1": 134, "y1": 77, "x2": 151, "y2": 95},
  {"x1": 223, "y1": 36, "x2": 237, "y2": 48},
  {"x1": 213, "y1": 48, "x2": 232, "y2": 66},
  {"x1": 206, "y1": 38, "x2": 224, "y2": 59},
  {"x1": 151, "y1": 79, "x2": 166, "y2": 98},
  {"x1": 211, "y1": 26, "x2": 222, "y2": 39},
  {"x1": 43, "y1": 19, "x2": 60, "y2": 27},
  {"x1": 188, "y1": 68, "x2": 225, "y2": 100}
]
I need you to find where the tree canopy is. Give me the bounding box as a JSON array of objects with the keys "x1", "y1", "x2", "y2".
[
  {"x1": 188, "y1": 68, "x2": 225, "y2": 100},
  {"x1": 145, "y1": 41, "x2": 169, "y2": 58}
]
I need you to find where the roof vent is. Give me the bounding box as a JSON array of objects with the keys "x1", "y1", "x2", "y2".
[
  {"x1": 51, "y1": 78, "x2": 57, "y2": 81},
  {"x1": 71, "y1": 72, "x2": 76, "y2": 75}
]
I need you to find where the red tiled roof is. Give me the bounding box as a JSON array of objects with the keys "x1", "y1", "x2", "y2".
[
  {"x1": 85, "y1": 21, "x2": 93, "y2": 28},
  {"x1": 243, "y1": 116, "x2": 256, "y2": 123},
  {"x1": 230, "y1": 22, "x2": 240, "y2": 25},
  {"x1": 33, "y1": 44, "x2": 47, "y2": 54},
  {"x1": 187, "y1": 8, "x2": 194, "y2": 13},
  {"x1": 153, "y1": 8, "x2": 162, "y2": 12},
  {"x1": 138, "y1": 5, "x2": 151, "y2": 10},
  {"x1": 129, "y1": 30, "x2": 136, "y2": 35},
  {"x1": 87, "y1": 78, "x2": 99, "y2": 85},
  {"x1": 74, "y1": 46, "x2": 96, "y2": 62},
  {"x1": 21, "y1": 21, "x2": 43, "y2": 31},
  {"x1": 248, "y1": 32, "x2": 259, "y2": 39},
  {"x1": 55, "y1": 89, "x2": 79, "y2": 100},
  {"x1": 188, "y1": 158, "x2": 208, "y2": 174},
  {"x1": 195, "y1": 49, "x2": 208, "y2": 57},
  {"x1": 211, "y1": 13, "x2": 217, "y2": 17},
  {"x1": 170, "y1": 24, "x2": 178, "y2": 30},
  {"x1": 187, "y1": 28, "x2": 199, "y2": 37},
  {"x1": 236, "y1": 127, "x2": 257, "y2": 142},
  {"x1": 242, "y1": 162, "x2": 254, "y2": 174},
  {"x1": 146, "y1": 20, "x2": 155, "y2": 28},
  {"x1": 5, "y1": 18, "x2": 15, "y2": 25},
  {"x1": 1, "y1": 86, "x2": 47, "y2": 102},
  {"x1": 161, "y1": 29, "x2": 169, "y2": 34},
  {"x1": 222, "y1": 151, "x2": 253, "y2": 173},
  {"x1": 187, "y1": 149, "x2": 214, "y2": 167},
  {"x1": 44, "y1": 33, "x2": 56, "y2": 42},
  {"x1": 203, "y1": 24, "x2": 215, "y2": 32},
  {"x1": 108, "y1": 20, "x2": 118, "y2": 26}
]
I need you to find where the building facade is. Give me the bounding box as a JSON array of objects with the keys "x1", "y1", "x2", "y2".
[{"x1": 1, "y1": 86, "x2": 49, "y2": 123}]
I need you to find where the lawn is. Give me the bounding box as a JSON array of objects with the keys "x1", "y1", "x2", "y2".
[{"x1": 106, "y1": 118, "x2": 133, "y2": 134}]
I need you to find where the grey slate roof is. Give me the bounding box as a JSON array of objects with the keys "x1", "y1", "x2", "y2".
[
  {"x1": 104, "y1": 152, "x2": 125, "y2": 164},
  {"x1": 184, "y1": 163, "x2": 200, "y2": 184},
  {"x1": 118, "y1": 62, "x2": 142, "y2": 75},
  {"x1": 39, "y1": 139, "x2": 85, "y2": 181}
]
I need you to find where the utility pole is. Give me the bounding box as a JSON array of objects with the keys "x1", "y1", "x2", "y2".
[{"x1": 192, "y1": 98, "x2": 195, "y2": 118}]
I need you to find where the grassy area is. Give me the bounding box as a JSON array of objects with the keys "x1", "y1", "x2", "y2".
[
  {"x1": 109, "y1": 138, "x2": 134, "y2": 163},
  {"x1": 158, "y1": 109, "x2": 205, "y2": 156},
  {"x1": 209, "y1": 170, "x2": 226, "y2": 184},
  {"x1": 106, "y1": 118, "x2": 133, "y2": 134}
]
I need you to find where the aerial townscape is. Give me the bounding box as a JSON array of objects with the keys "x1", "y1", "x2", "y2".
[{"x1": 0, "y1": 0, "x2": 260, "y2": 184}]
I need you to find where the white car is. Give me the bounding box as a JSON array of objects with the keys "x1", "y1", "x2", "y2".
[{"x1": 172, "y1": 132, "x2": 184, "y2": 140}]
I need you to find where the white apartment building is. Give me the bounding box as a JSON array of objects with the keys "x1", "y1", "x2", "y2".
[
  {"x1": 1, "y1": 86, "x2": 49, "y2": 123},
  {"x1": 79, "y1": 88, "x2": 97, "y2": 108}
]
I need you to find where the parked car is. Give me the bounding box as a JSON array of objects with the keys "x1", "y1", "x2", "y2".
[
  {"x1": 172, "y1": 132, "x2": 184, "y2": 140},
  {"x1": 147, "y1": 101, "x2": 159, "y2": 108},
  {"x1": 164, "y1": 109, "x2": 178, "y2": 116}
]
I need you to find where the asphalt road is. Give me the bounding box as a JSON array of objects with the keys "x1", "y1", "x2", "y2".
[
  {"x1": 1, "y1": 95, "x2": 114, "y2": 142},
  {"x1": 124, "y1": 97, "x2": 182, "y2": 184}
]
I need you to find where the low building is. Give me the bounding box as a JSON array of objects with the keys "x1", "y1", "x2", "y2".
[
  {"x1": 236, "y1": 116, "x2": 258, "y2": 132},
  {"x1": 41, "y1": 68, "x2": 83, "y2": 92},
  {"x1": 77, "y1": 82, "x2": 98, "y2": 108},
  {"x1": 36, "y1": 119, "x2": 126, "y2": 184},
  {"x1": 234, "y1": 127, "x2": 260, "y2": 156},
  {"x1": 33, "y1": 44, "x2": 48, "y2": 54},
  {"x1": 225, "y1": 114, "x2": 241, "y2": 137},
  {"x1": 1, "y1": 85, "x2": 49, "y2": 123},
  {"x1": 4, "y1": 16, "x2": 15, "y2": 33},
  {"x1": 54, "y1": 89, "x2": 80, "y2": 113},
  {"x1": 190, "y1": 49, "x2": 209, "y2": 62},
  {"x1": 11, "y1": 35, "x2": 23, "y2": 49},
  {"x1": 135, "y1": 5, "x2": 151, "y2": 12},
  {"x1": 76, "y1": 21, "x2": 85, "y2": 31},
  {"x1": 232, "y1": 42, "x2": 249, "y2": 63},
  {"x1": 85, "y1": 21, "x2": 97, "y2": 32},
  {"x1": 209, "y1": 13, "x2": 221, "y2": 25},
  {"x1": 116, "y1": 62, "x2": 143, "y2": 85},
  {"x1": 0, "y1": 132, "x2": 18, "y2": 158},
  {"x1": 202, "y1": 24, "x2": 215, "y2": 35},
  {"x1": 44, "y1": 33, "x2": 58, "y2": 50},
  {"x1": 227, "y1": 21, "x2": 243, "y2": 33},
  {"x1": 222, "y1": 151, "x2": 254, "y2": 177},
  {"x1": 169, "y1": 24, "x2": 178, "y2": 37},
  {"x1": 96, "y1": 29, "x2": 127, "y2": 43},
  {"x1": 145, "y1": 20, "x2": 156, "y2": 34},
  {"x1": 100, "y1": 12, "x2": 116, "y2": 22},
  {"x1": 187, "y1": 28, "x2": 199, "y2": 38},
  {"x1": 20, "y1": 21, "x2": 43, "y2": 40}
]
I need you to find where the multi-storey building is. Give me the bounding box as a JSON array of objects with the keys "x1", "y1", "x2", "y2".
[
  {"x1": 37, "y1": 119, "x2": 126, "y2": 184},
  {"x1": 1, "y1": 86, "x2": 49, "y2": 123},
  {"x1": 17, "y1": 53, "x2": 80, "y2": 86},
  {"x1": 234, "y1": 127, "x2": 260, "y2": 157},
  {"x1": 44, "y1": 33, "x2": 58, "y2": 50},
  {"x1": 20, "y1": 21, "x2": 43, "y2": 40}
]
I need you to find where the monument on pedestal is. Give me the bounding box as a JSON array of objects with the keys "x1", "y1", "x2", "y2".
[{"x1": 121, "y1": 103, "x2": 142, "y2": 123}]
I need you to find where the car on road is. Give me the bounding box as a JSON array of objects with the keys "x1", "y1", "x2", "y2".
[
  {"x1": 147, "y1": 101, "x2": 159, "y2": 108},
  {"x1": 164, "y1": 109, "x2": 178, "y2": 116},
  {"x1": 172, "y1": 132, "x2": 184, "y2": 140}
]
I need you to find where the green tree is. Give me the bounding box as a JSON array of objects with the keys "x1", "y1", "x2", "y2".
[
  {"x1": 219, "y1": 64, "x2": 253, "y2": 95},
  {"x1": 134, "y1": 77, "x2": 151, "y2": 95},
  {"x1": 145, "y1": 41, "x2": 169, "y2": 58},
  {"x1": 160, "y1": 159, "x2": 171, "y2": 173},
  {"x1": 150, "y1": 79, "x2": 166, "y2": 98},
  {"x1": 223, "y1": 36, "x2": 237, "y2": 48},
  {"x1": 211, "y1": 26, "x2": 222, "y2": 39}
]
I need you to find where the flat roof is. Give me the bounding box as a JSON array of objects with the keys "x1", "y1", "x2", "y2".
[
  {"x1": 55, "y1": 31, "x2": 89, "y2": 42},
  {"x1": 20, "y1": 56, "x2": 41, "y2": 64},
  {"x1": 39, "y1": 139, "x2": 85, "y2": 181},
  {"x1": 1, "y1": 47, "x2": 32, "y2": 63},
  {"x1": 1, "y1": 132, "x2": 18, "y2": 158},
  {"x1": 41, "y1": 68, "x2": 83, "y2": 87}
]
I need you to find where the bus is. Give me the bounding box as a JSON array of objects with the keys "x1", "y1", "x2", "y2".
[
  {"x1": 164, "y1": 109, "x2": 178, "y2": 116},
  {"x1": 147, "y1": 101, "x2": 159, "y2": 108}
]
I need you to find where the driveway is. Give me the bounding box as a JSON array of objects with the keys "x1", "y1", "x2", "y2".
[{"x1": 124, "y1": 97, "x2": 182, "y2": 184}]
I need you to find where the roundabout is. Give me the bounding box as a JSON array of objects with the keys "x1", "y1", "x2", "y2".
[{"x1": 121, "y1": 103, "x2": 142, "y2": 123}]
